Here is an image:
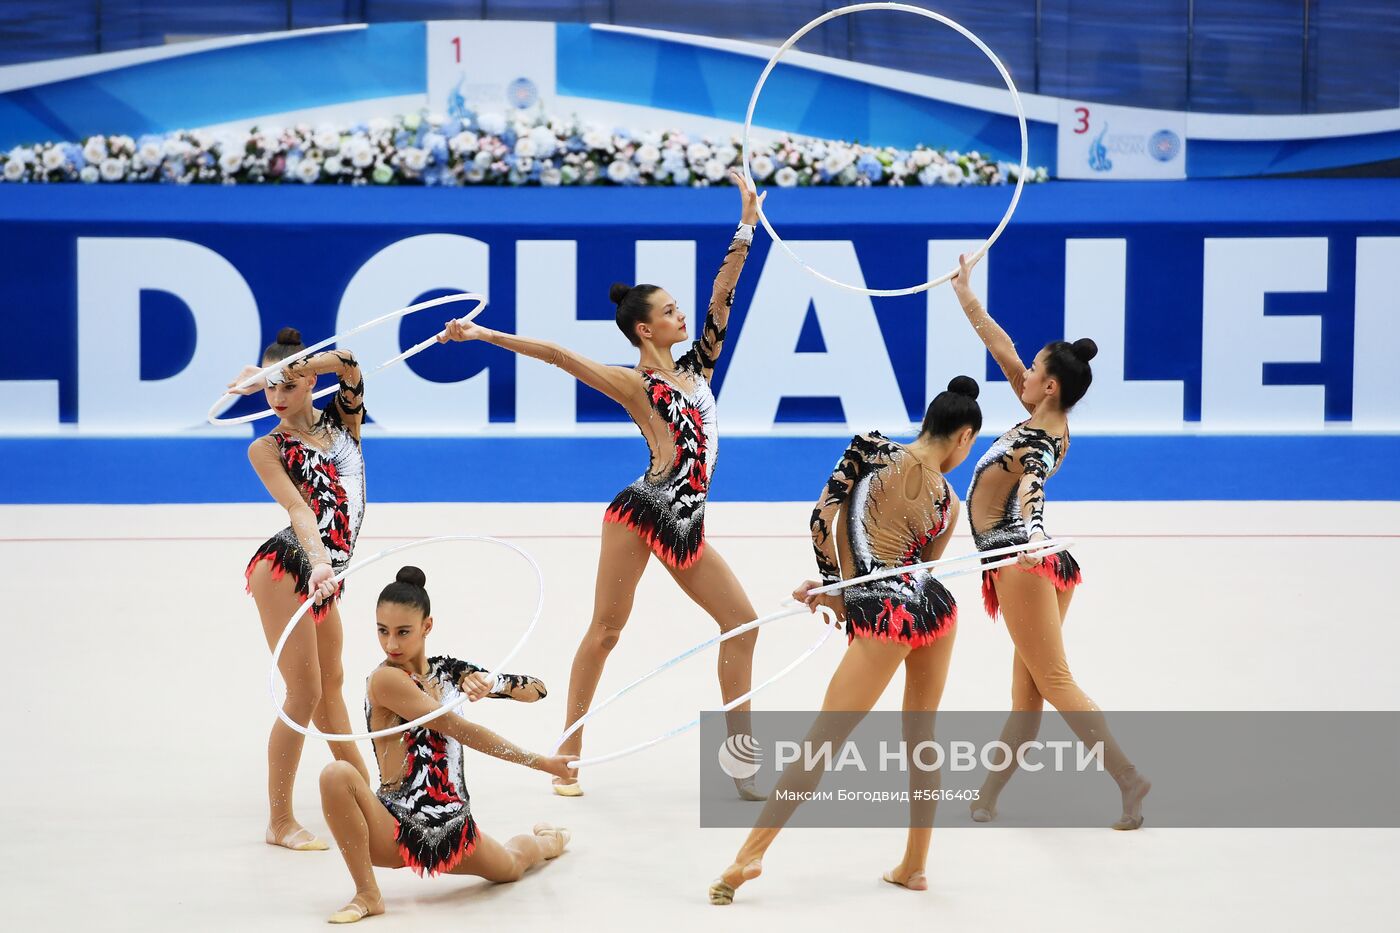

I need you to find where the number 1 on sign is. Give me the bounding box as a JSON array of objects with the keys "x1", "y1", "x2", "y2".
[{"x1": 451, "y1": 36, "x2": 461, "y2": 63}]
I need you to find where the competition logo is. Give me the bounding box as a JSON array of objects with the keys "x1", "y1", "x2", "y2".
[
  {"x1": 717, "y1": 733, "x2": 764, "y2": 779},
  {"x1": 508, "y1": 77, "x2": 539, "y2": 109},
  {"x1": 1149, "y1": 129, "x2": 1182, "y2": 162},
  {"x1": 1088, "y1": 123, "x2": 1112, "y2": 172}
]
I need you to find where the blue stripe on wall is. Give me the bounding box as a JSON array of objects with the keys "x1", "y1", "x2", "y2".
[
  {"x1": 0, "y1": 23, "x2": 426, "y2": 149},
  {"x1": 1, "y1": 435, "x2": 1393, "y2": 504}
]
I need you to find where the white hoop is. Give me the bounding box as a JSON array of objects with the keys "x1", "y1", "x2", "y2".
[
  {"x1": 268, "y1": 534, "x2": 544, "y2": 743},
  {"x1": 553, "y1": 537, "x2": 1072, "y2": 769},
  {"x1": 208, "y1": 292, "x2": 487, "y2": 425},
  {"x1": 740, "y1": 2, "x2": 1029, "y2": 297}
]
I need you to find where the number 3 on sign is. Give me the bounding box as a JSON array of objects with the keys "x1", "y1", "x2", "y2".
[
  {"x1": 451, "y1": 36, "x2": 461, "y2": 63},
  {"x1": 1073, "y1": 107, "x2": 1090, "y2": 134}
]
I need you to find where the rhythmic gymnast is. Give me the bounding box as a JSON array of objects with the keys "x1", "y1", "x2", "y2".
[
  {"x1": 318, "y1": 566, "x2": 576, "y2": 924},
  {"x1": 228, "y1": 328, "x2": 373, "y2": 851},
  {"x1": 951, "y1": 253, "x2": 1150, "y2": 829},
  {"x1": 711, "y1": 377, "x2": 984, "y2": 905},
  {"x1": 439, "y1": 170, "x2": 767, "y2": 799}
]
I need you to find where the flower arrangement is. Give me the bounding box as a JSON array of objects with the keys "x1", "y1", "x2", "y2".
[{"x1": 0, "y1": 110, "x2": 1047, "y2": 188}]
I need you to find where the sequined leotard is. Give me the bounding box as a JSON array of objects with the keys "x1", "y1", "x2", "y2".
[
  {"x1": 811, "y1": 432, "x2": 958, "y2": 647},
  {"x1": 965, "y1": 421, "x2": 1081, "y2": 618},
  {"x1": 365, "y1": 656, "x2": 546, "y2": 877},
  {"x1": 244, "y1": 357, "x2": 366, "y2": 623}
]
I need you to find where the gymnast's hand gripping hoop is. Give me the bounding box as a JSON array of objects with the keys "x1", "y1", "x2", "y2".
[
  {"x1": 740, "y1": 2, "x2": 1029, "y2": 297},
  {"x1": 267, "y1": 535, "x2": 545, "y2": 743},
  {"x1": 550, "y1": 537, "x2": 1074, "y2": 769},
  {"x1": 208, "y1": 292, "x2": 487, "y2": 425}
]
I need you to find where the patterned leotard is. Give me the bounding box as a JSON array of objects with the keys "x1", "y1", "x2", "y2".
[
  {"x1": 965, "y1": 420, "x2": 1081, "y2": 619},
  {"x1": 603, "y1": 230, "x2": 750, "y2": 569},
  {"x1": 365, "y1": 656, "x2": 546, "y2": 877},
  {"x1": 244, "y1": 361, "x2": 366, "y2": 623},
  {"x1": 811, "y1": 432, "x2": 958, "y2": 647}
]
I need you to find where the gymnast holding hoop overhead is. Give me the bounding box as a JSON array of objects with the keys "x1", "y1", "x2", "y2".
[
  {"x1": 711, "y1": 377, "x2": 983, "y2": 905},
  {"x1": 951, "y1": 253, "x2": 1150, "y2": 830},
  {"x1": 438, "y1": 170, "x2": 768, "y2": 799},
  {"x1": 227, "y1": 328, "x2": 374, "y2": 851},
  {"x1": 318, "y1": 566, "x2": 576, "y2": 924}
]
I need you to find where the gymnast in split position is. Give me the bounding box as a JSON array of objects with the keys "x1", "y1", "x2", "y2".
[
  {"x1": 711, "y1": 377, "x2": 983, "y2": 905},
  {"x1": 318, "y1": 566, "x2": 576, "y2": 924},
  {"x1": 438, "y1": 170, "x2": 767, "y2": 799},
  {"x1": 229, "y1": 328, "x2": 373, "y2": 851},
  {"x1": 951, "y1": 252, "x2": 1150, "y2": 829}
]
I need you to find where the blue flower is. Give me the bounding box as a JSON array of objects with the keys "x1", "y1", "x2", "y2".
[
  {"x1": 857, "y1": 154, "x2": 884, "y2": 182},
  {"x1": 442, "y1": 119, "x2": 463, "y2": 137},
  {"x1": 62, "y1": 143, "x2": 85, "y2": 168},
  {"x1": 566, "y1": 135, "x2": 585, "y2": 153},
  {"x1": 394, "y1": 131, "x2": 411, "y2": 149},
  {"x1": 501, "y1": 128, "x2": 517, "y2": 147}
]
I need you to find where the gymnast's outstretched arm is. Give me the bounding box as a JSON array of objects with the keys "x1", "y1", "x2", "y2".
[
  {"x1": 950, "y1": 252, "x2": 1034, "y2": 413},
  {"x1": 368, "y1": 667, "x2": 572, "y2": 776},
  {"x1": 690, "y1": 169, "x2": 764, "y2": 380}
]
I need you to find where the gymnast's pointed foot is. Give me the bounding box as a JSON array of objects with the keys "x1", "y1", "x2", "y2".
[
  {"x1": 533, "y1": 822, "x2": 572, "y2": 859},
  {"x1": 882, "y1": 865, "x2": 928, "y2": 891},
  {"x1": 709, "y1": 858, "x2": 762, "y2": 905},
  {"x1": 1113, "y1": 769, "x2": 1151, "y2": 831},
  {"x1": 734, "y1": 776, "x2": 767, "y2": 801},
  {"x1": 266, "y1": 820, "x2": 329, "y2": 851},
  {"x1": 551, "y1": 776, "x2": 584, "y2": 797},
  {"x1": 970, "y1": 798, "x2": 997, "y2": 823},
  {"x1": 327, "y1": 892, "x2": 384, "y2": 924}
]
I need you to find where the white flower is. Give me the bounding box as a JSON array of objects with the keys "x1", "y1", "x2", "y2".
[
  {"x1": 686, "y1": 142, "x2": 711, "y2": 165},
  {"x1": 807, "y1": 142, "x2": 829, "y2": 161},
  {"x1": 367, "y1": 117, "x2": 394, "y2": 134},
  {"x1": 669, "y1": 166, "x2": 691, "y2": 186},
  {"x1": 917, "y1": 165, "x2": 940, "y2": 186},
  {"x1": 400, "y1": 147, "x2": 428, "y2": 172},
  {"x1": 139, "y1": 141, "x2": 162, "y2": 164},
  {"x1": 324, "y1": 155, "x2": 344, "y2": 175},
  {"x1": 450, "y1": 131, "x2": 480, "y2": 154},
  {"x1": 8, "y1": 146, "x2": 34, "y2": 165},
  {"x1": 581, "y1": 129, "x2": 611, "y2": 151},
  {"x1": 911, "y1": 149, "x2": 934, "y2": 168},
  {"x1": 295, "y1": 158, "x2": 321, "y2": 183},
  {"x1": 80, "y1": 164, "x2": 99, "y2": 183},
  {"x1": 775, "y1": 165, "x2": 799, "y2": 187},
  {"x1": 477, "y1": 111, "x2": 506, "y2": 135},
  {"x1": 426, "y1": 111, "x2": 447, "y2": 127},
  {"x1": 349, "y1": 142, "x2": 374, "y2": 168},
  {"x1": 219, "y1": 151, "x2": 245, "y2": 174},
  {"x1": 528, "y1": 125, "x2": 557, "y2": 156},
  {"x1": 42, "y1": 147, "x2": 66, "y2": 170},
  {"x1": 703, "y1": 158, "x2": 728, "y2": 182},
  {"x1": 637, "y1": 129, "x2": 663, "y2": 148},
  {"x1": 99, "y1": 157, "x2": 126, "y2": 181},
  {"x1": 466, "y1": 167, "x2": 486, "y2": 183},
  {"x1": 514, "y1": 137, "x2": 538, "y2": 158},
  {"x1": 713, "y1": 144, "x2": 738, "y2": 167},
  {"x1": 516, "y1": 156, "x2": 534, "y2": 173},
  {"x1": 83, "y1": 137, "x2": 108, "y2": 164},
  {"x1": 560, "y1": 165, "x2": 580, "y2": 185},
  {"x1": 634, "y1": 143, "x2": 660, "y2": 166},
  {"x1": 548, "y1": 116, "x2": 574, "y2": 137},
  {"x1": 822, "y1": 148, "x2": 855, "y2": 175},
  {"x1": 314, "y1": 128, "x2": 340, "y2": 151},
  {"x1": 109, "y1": 135, "x2": 135, "y2": 155},
  {"x1": 942, "y1": 163, "x2": 965, "y2": 185},
  {"x1": 162, "y1": 138, "x2": 191, "y2": 160},
  {"x1": 540, "y1": 166, "x2": 562, "y2": 186},
  {"x1": 3, "y1": 160, "x2": 25, "y2": 181},
  {"x1": 750, "y1": 155, "x2": 775, "y2": 181},
  {"x1": 606, "y1": 159, "x2": 633, "y2": 183},
  {"x1": 473, "y1": 150, "x2": 493, "y2": 170}
]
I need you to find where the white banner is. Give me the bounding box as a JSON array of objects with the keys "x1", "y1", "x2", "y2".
[
  {"x1": 426, "y1": 21, "x2": 557, "y2": 122},
  {"x1": 1057, "y1": 101, "x2": 1186, "y2": 180}
]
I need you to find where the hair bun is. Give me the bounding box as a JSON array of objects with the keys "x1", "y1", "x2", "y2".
[
  {"x1": 609, "y1": 282, "x2": 633, "y2": 305},
  {"x1": 1071, "y1": 338, "x2": 1098, "y2": 363},
  {"x1": 396, "y1": 565, "x2": 427, "y2": 588},
  {"x1": 276, "y1": 326, "x2": 303, "y2": 346},
  {"x1": 946, "y1": 375, "x2": 980, "y2": 400}
]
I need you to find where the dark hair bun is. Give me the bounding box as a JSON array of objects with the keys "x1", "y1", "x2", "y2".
[
  {"x1": 946, "y1": 375, "x2": 980, "y2": 400},
  {"x1": 1071, "y1": 338, "x2": 1098, "y2": 363},
  {"x1": 396, "y1": 565, "x2": 427, "y2": 588},
  {"x1": 609, "y1": 282, "x2": 633, "y2": 305},
  {"x1": 276, "y1": 326, "x2": 303, "y2": 346}
]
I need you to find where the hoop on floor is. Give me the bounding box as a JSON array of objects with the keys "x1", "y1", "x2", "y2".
[
  {"x1": 207, "y1": 292, "x2": 487, "y2": 425},
  {"x1": 552, "y1": 537, "x2": 1072, "y2": 770},
  {"x1": 740, "y1": 2, "x2": 1029, "y2": 297},
  {"x1": 268, "y1": 534, "x2": 544, "y2": 743}
]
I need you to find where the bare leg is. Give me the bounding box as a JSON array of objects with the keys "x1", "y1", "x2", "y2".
[
  {"x1": 973, "y1": 585, "x2": 1072, "y2": 821},
  {"x1": 311, "y1": 602, "x2": 371, "y2": 784},
  {"x1": 554, "y1": 520, "x2": 651, "y2": 791},
  {"x1": 994, "y1": 569, "x2": 1150, "y2": 829},
  {"x1": 444, "y1": 823, "x2": 570, "y2": 881},
  {"x1": 664, "y1": 544, "x2": 764, "y2": 798},
  {"x1": 319, "y1": 761, "x2": 402, "y2": 922},
  {"x1": 712, "y1": 638, "x2": 909, "y2": 904},
  {"x1": 885, "y1": 630, "x2": 957, "y2": 891},
  {"x1": 251, "y1": 563, "x2": 326, "y2": 850}
]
